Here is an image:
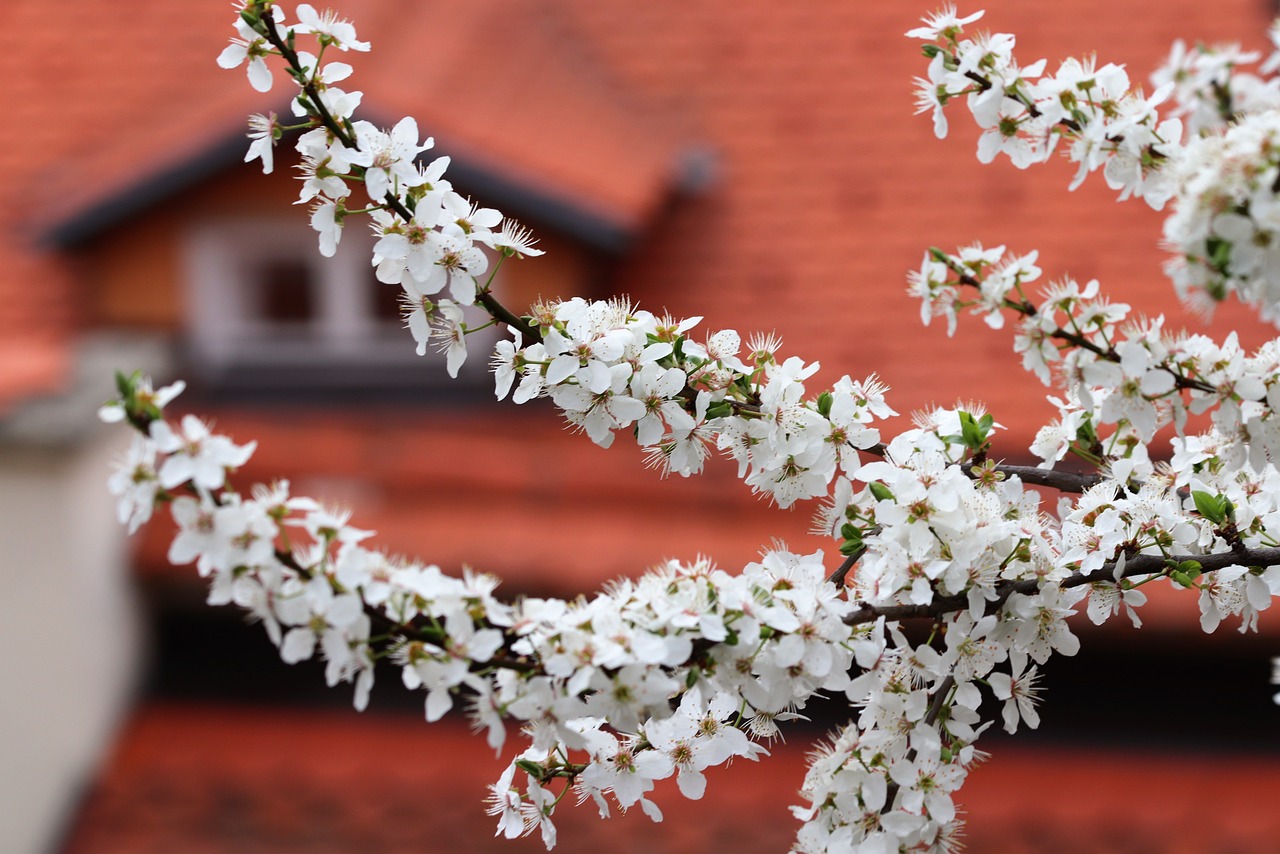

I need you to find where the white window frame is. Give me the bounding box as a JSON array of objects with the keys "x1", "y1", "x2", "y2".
[{"x1": 182, "y1": 217, "x2": 496, "y2": 388}]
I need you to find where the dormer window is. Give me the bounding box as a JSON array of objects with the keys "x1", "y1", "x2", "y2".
[{"x1": 182, "y1": 217, "x2": 496, "y2": 398}]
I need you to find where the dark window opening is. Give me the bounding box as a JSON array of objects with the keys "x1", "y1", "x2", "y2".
[
  {"x1": 370, "y1": 271, "x2": 405, "y2": 324},
  {"x1": 257, "y1": 259, "x2": 315, "y2": 325}
]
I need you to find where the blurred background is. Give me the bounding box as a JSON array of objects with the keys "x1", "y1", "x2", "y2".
[{"x1": 2, "y1": 0, "x2": 1279, "y2": 851}]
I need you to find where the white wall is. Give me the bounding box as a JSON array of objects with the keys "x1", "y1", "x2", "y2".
[
  {"x1": 0, "y1": 433, "x2": 143, "y2": 854},
  {"x1": 0, "y1": 337, "x2": 164, "y2": 853}
]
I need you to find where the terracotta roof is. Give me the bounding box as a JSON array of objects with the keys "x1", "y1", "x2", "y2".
[
  {"x1": 345, "y1": 0, "x2": 689, "y2": 241},
  {"x1": 19, "y1": 6, "x2": 1280, "y2": 851},
  {"x1": 0, "y1": 0, "x2": 1262, "y2": 609},
  {"x1": 61, "y1": 702, "x2": 809, "y2": 854},
  {"x1": 3, "y1": 0, "x2": 1279, "y2": 594},
  {"x1": 0, "y1": 0, "x2": 227, "y2": 411},
  {"x1": 555, "y1": 0, "x2": 1280, "y2": 446},
  {"x1": 61, "y1": 702, "x2": 1280, "y2": 853},
  {"x1": 133, "y1": 405, "x2": 821, "y2": 597},
  {"x1": 30, "y1": 0, "x2": 685, "y2": 251},
  {"x1": 6, "y1": 0, "x2": 1277, "y2": 422}
]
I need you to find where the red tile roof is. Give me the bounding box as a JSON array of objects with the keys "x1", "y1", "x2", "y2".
[
  {"x1": 346, "y1": 0, "x2": 687, "y2": 236},
  {"x1": 62, "y1": 702, "x2": 1280, "y2": 853},
  {"x1": 133, "y1": 406, "x2": 821, "y2": 597},
  {"x1": 1, "y1": 0, "x2": 1266, "y2": 609},
  {"x1": 62, "y1": 702, "x2": 810, "y2": 854},
  {"x1": 31, "y1": 0, "x2": 684, "y2": 251},
  {"x1": 558, "y1": 0, "x2": 1280, "y2": 443},
  {"x1": 18, "y1": 7, "x2": 1280, "y2": 850},
  {"x1": 132, "y1": 406, "x2": 1280, "y2": 636},
  {"x1": 7, "y1": 0, "x2": 1277, "y2": 425}
]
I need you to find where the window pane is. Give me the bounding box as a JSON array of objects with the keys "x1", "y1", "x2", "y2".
[
  {"x1": 370, "y1": 271, "x2": 404, "y2": 324},
  {"x1": 257, "y1": 259, "x2": 315, "y2": 324}
]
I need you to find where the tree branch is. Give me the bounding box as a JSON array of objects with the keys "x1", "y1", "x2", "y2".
[
  {"x1": 844, "y1": 546, "x2": 1280, "y2": 625},
  {"x1": 252, "y1": 10, "x2": 542, "y2": 346},
  {"x1": 959, "y1": 461, "x2": 1103, "y2": 493},
  {"x1": 826, "y1": 547, "x2": 864, "y2": 586}
]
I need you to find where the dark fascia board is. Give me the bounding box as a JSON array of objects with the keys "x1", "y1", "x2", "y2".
[
  {"x1": 41, "y1": 129, "x2": 251, "y2": 249},
  {"x1": 441, "y1": 150, "x2": 634, "y2": 255},
  {"x1": 40, "y1": 109, "x2": 662, "y2": 256}
]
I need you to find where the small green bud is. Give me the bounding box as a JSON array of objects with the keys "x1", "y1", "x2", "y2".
[
  {"x1": 115, "y1": 369, "x2": 138, "y2": 399},
  {"x1": 817, "y1": 391, "x2": 833, "y2": 418},
  {"x1": 705, "y1": 401, "x2": 734, "y2": 420}
]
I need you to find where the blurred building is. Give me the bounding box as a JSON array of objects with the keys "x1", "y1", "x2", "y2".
[{"x1": 2, "y1": 0, "x2": 1279, "y2": 852}]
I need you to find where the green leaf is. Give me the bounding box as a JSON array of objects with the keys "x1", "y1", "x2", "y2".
[
  {"x1": 1192, "y1": 490, "x2": 1226, "y2": 525},
  {"x1": 1076, "y1": 416, "x2": 1098, "y2": 445},
  {"x1": 515, "y1": 759, "x2": 546, "y2": 778},
  {"x1": 868, "y1": 482, "x2": 895, "y2": 503},
  {"x1": 959, "y1": 412, "x2": 983, "y2": 449}
]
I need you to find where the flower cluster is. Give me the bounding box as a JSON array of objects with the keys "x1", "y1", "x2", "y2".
[
  {"x1": 1151, "y1": 37, "x2": 1280, "y2": 136},
  {"x1": 913, "y1": 242, "x2": 1280, "y2": 479},
  {"x1": 914, "y1": 8, "x2": 1280, "y2": 326},
  {"x1": 828, "y1": 416, "x2": 1054, "y2": 603},
  {"x1": 1163, "y1": 111, "x2": 1280, "y2": 324},
  {"x1": 497, "y1": 296, "x2": 892, "y2": 507},
  {"x1": 95, "y1": 4, "x2": 1280, "y2": 852},
  {"x1": 226, "y1": 0, "x2": 543, "y2": 378},
  {"x1": 909, "y1": 6, "x2": 1183, "y2": 206},
  {"x1": 900, "y1": 236, "x2": 1280, "y2": 641},
  {"x1": 103, "y1": 376, "x2": 963, "y2": 847}
]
